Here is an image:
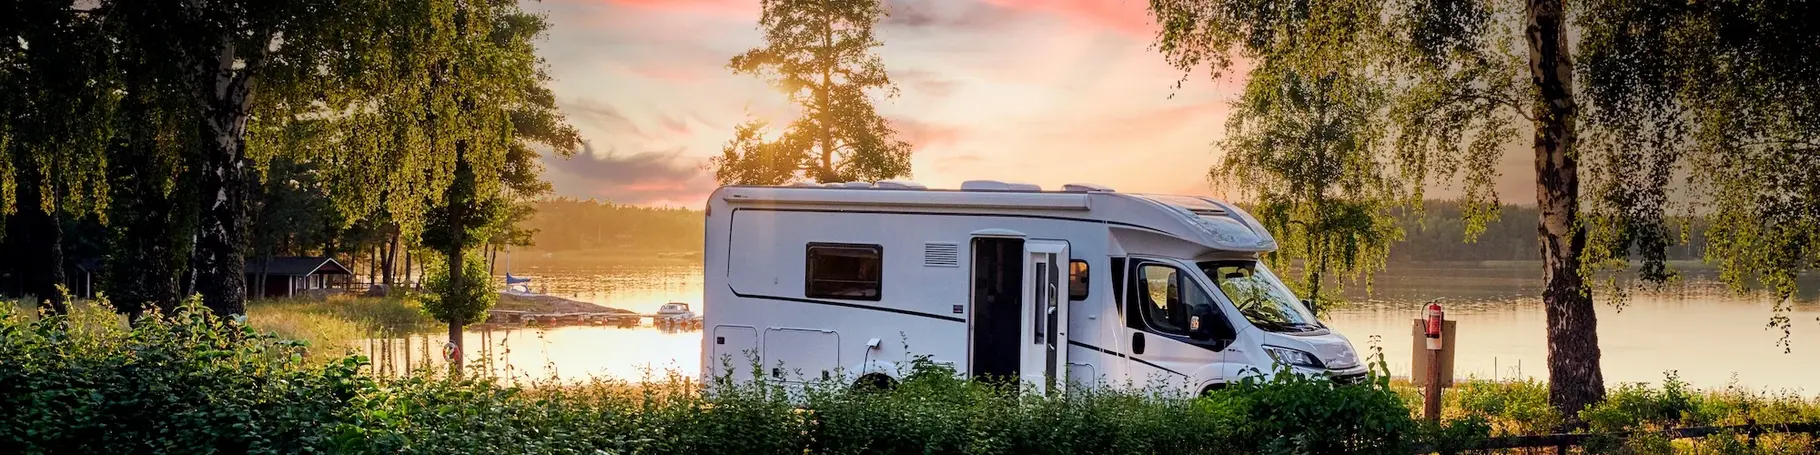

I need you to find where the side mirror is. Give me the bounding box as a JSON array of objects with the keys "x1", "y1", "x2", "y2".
[
  {"x1": 1188, "y1": 306, "x2": 1216, "y2": 341},
  {"x1": 1303, "y1": 298, "x2": 1320, "y2": 316}
]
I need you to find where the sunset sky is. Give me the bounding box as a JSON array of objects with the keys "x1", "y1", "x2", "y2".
[{"x1": 527, "y1": 0, "x2": 1534, "y2": 207}]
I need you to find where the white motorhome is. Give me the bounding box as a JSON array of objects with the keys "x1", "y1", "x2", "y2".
[{"x1": 700, "y1": 180, "x2": 1367, "y2": 394}]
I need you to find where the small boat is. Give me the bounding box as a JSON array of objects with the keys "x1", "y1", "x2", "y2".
[
  {"x1": 501, "y1": 247, "x2": 539, "y2": 295},
  {"x1": 655, "y1": 302, "x2": 695, "y2": 319},
  {"x1": 504, "y1": 274, "x2": 537, "y2": 295},
  {"x1": 653, "y1": 302, "x2": 702, "y2": 330}
]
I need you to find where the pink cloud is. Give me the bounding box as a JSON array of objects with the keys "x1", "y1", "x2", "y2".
[
  {"x1": 892, "y1": 117, "x2": 969, "y2": 151},
  {"x1": 625, "y1": 63, "x2": 722, "y2": 84},
  {"x1": 977, "y1": 0, "x2": 1156, "y2": 38},
  {"x1": 592, "y1": 0, "x2": 759, "y2": 18}
]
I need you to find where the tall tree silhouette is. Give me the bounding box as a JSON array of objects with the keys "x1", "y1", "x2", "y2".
[
  {"x1": 0, "y1": 1, "x2": 116, "y2": 314},
  {"x1": 713, "y1": 0, "x2": 911, "y2": 185}
]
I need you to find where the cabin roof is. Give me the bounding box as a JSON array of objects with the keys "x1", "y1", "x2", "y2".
[{"x1": 247, "y1": 256, "x2": 352, "y2": 276}]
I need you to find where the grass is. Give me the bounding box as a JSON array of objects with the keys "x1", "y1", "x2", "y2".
[
  {"x1": 245, "y1": 294, "x2": 440, "y2": 354},
  {"x1": 12, "y1": 293, "x2": 438, "y2": 364},
  {"x1": 1379, "y1": 376, "x2": 1820, "y2": 452}
]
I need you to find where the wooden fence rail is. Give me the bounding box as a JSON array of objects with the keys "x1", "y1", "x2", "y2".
[{"x1": 1416, "y1": 420, "x2": 1820, "y2": 453}]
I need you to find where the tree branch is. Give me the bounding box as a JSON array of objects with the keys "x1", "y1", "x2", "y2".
[{"x1": 1438, "y1": 89, "x2": 1532, "y2": 122}]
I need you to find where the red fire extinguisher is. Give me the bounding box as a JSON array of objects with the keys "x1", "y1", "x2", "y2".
[{"x1": 1424, "y1": 301, "x2": 1444, "y2": 340}]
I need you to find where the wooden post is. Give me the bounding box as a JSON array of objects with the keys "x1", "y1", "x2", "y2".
[
  {"x1": 1426, "y1": 347, "x2": 1443, "y2": 422},
  {"x1": 1413, "y1": 317, "x2": 1454, "y2": 423},
  {"x1": 1747, "y1": 418, "x2": 1759, "y2": 450}
]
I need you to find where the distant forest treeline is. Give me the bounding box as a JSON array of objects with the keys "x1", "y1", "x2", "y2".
[
  {"x1": 514, "y1": 199, "x2": 1711, "y2": 263},
  {"x1": 1386, "y1": 201, "x2": 1706, "y2": 262},
  {"x1": 519, "y1": 198, "x2": 705, "y2": 253}
]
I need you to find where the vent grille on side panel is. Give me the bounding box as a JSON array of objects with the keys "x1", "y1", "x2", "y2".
[{"x1": 923, "y1": 242, "x2": 961, "y2": 267}]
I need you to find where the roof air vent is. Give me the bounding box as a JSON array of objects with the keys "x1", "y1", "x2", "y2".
[
  {"x1": 961, "y1": 180, "x2": 1042, "y2": 191},
  {"x1": 1062, "y1": 183, "x2": 1115, "y2": 192},
  {"x1": 874, "y1": 180, "x2": 926, "y2": 190},
  {"x1": 960, "y1": 180, "x2": 1011, "y2": 191}
]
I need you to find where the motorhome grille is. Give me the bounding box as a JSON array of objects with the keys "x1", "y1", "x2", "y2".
[{"x1": 923, "y1": 242, "x2": 961, "y2": 267}]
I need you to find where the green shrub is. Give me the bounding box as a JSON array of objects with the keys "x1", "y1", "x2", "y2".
[
  {"x1": 420, "y1": 251, "x2": 498, "y2": 327},
  {"x1": 1448, "y1": 377, "x2": 1563, "y2": 435},
  {"x1": 0, "y1": 299, "x2": 368, "y2": 454},
  {"x1": 1578, "y1": 373, "x2": 1820, "y2": 454},
  {"x1": 10, "y1": 298, "x2": 1815, "y2": 454}
]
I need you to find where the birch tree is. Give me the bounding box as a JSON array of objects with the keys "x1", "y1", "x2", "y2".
[
  {"x1": 1150, "y1": 0, "x2": 1820, "y2": 420},
  {"x1": 102, "y1": 0, "x2": 378, "y2": 317}
]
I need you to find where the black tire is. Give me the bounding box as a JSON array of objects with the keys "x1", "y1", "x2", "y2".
[
  {"x1": 1200, "y1": 383, "x2": 1226, "y2": 396},
  {"x1": 852, "y1": 373, "x2": 898, "y2": 393}
]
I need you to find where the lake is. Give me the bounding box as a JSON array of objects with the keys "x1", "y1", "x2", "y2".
[{"x1": 374, "y1": 262, "x2": 1819, "y2": 394}]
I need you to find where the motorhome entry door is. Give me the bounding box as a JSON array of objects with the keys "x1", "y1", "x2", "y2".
[{"x1": 1022, "y1": 240, "x2": 1069, "y2": 393}]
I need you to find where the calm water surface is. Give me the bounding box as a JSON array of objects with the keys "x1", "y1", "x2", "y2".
[{"x1": 379, "y1": 263, "x2": 1820, "y2": 393}]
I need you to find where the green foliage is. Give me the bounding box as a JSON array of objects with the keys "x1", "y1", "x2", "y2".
[
  {"x1": 2, "y1": 297, "x2": 1490, "y2": 455},
  {"x1": 1576, "y1": 372, "x2": 1820, "y2": 454},
  {"x1": 246, "y1": 296, "x2": 439, "y2": 354},
  {"x1": 1208, "y1": 367, "x2": 1430, "y2": 454},
  {"x1": 0, "y1": 0, "x2": 117, "y2": 223},
  {"x1": 1160, "y1": 0, "x2": 1408, "y2": 308},
  {"x1": 14, "y1": 303, "x2": 1820, "y2": 454},
  {"x1": 1151, "y1": 0, "x2": 1820, "y2": 415},
  {"x1": 0, "y1": 298, "x2": 369, "y2": 454},
  {"x1": 423, "y1": 157, "x2": 501, "y2": 258},
  {"x1": 713, "y1": 0, "x2": 912, "y2": 185},
  {"x1": 1448, "y1": 378, "x2": 1564, "y2": 435},
  {"x1": 1, "y1": 0, "x2": 574, "y2": 317},
  {"x1": 419, "y1": 252, "x2": 496, "y2": 326},
  {"x1": 1575, "y1": 0, "x2": 1820, "y2": 349},
  {"x1": 1428, "y1": 373, "x2": 1820, "y2": 453}
]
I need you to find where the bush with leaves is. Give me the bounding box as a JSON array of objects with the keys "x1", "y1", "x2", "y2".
[
  {"x1": 0, "y1": 299, "x2": 369, "y2": 454},
  {"x1": 418, "y1": 251, "x2": 497, "y2": 327}
]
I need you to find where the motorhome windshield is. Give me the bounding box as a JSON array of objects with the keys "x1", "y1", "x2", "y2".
[{"x1": 1197, "y1": 261, "x2": 1324, "y2": 334}]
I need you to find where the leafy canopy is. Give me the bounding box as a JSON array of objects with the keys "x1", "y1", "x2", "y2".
[
  {"x1": 1152, "y1": 0, "x2": 1820, "y2": 342},
  {"x1": 1156, "y1": 0, "x2": 1407, "y2": 303},
  {"x1": 0, "y1": 1, "x2": 117, "y2": 227}
]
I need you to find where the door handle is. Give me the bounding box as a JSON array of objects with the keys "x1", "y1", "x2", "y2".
[{"x1": 1131, "y1": 332, "x2": 1146, "y2": 355}]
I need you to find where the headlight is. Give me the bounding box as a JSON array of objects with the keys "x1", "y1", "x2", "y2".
[{"x1": 1262, "y1": 345, "x2": 1326, "y2": 369}]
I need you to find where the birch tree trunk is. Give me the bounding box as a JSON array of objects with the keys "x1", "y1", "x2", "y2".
[
  {"x1": 189, "y1": 31, "x2": 267, "y2": 318},
  {"x1": 1526, "y1": 0, "x2": 1605, "y2": 421}
]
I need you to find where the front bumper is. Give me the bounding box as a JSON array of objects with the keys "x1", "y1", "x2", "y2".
[{"x1": 1321, "y1": 363, "x2": 1371, "y2": 385}]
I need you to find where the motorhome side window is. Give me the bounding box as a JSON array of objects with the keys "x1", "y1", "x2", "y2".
[
  {"x1": 1067, "y1": 260, "x2": 1089, "y2": 300},
  {"x1": 1134, "y1": 263, "x2": 1216, "y2": 336},
  {"x1": 804, "y1": 243, "x2": 882, "y2": 301}
]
